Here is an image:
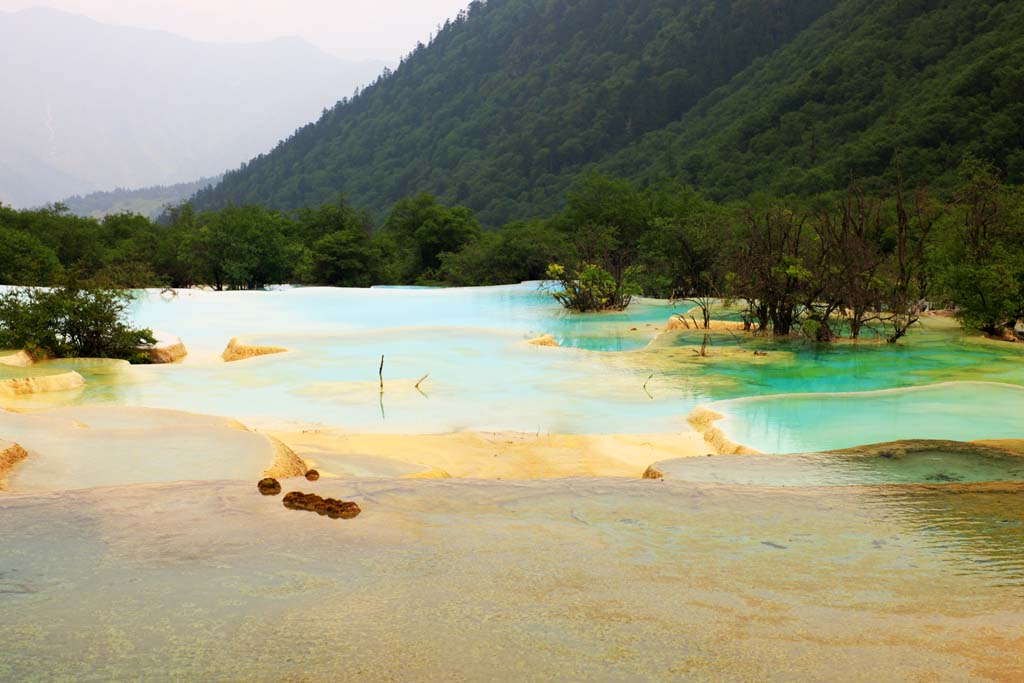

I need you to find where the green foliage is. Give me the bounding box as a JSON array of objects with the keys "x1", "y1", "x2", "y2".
[
  {"x1": 180, "y1": 205, "x2": 297, "y2": 290},
  {"x1": 546, "y1": 262, "x2": 642, "y2": 312},
  {"x1": 191, "y1": 0, "x2": 1023, "y2": 227},
  {"x1": 0, "y1": 226, "x2": 62, "y2": 285},
  {"x1": 934, "y1": 160, "x2": 1024, "y2": 335},
  {"x1": 193, "y1": 0, "x2": 838, "y2": 225},
  {"x1": 0, "y1": 287, "x2": 155, "y2": 362},
  {"x1": 299, "y1": 229, "x2": 380, "y2": 287},
  {"x1": 380, "y1": 194, "x2": 482, "y2": 283},
  {"x1": 611, "y1": 0, "x2": 1024, "y2": 200},
  {"x1": 440, "y1": 220, "x2": 567, "y2": 286}
]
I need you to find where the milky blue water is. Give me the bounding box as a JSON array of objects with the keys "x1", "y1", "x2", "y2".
[{"x1": 2, "y1": 283, "x2": 1022, "y2": 448}]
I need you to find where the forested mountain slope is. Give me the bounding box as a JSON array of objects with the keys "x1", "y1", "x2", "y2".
[
  {"x1": 193, "y1": 0, "x2": 838, "y2": 224},
  {"x1": 0, "y1": 8, "x2": 386, "y2": 208},
  {"x1": 194, "y1": 0, "x2": 1023, "y2": 225},
  {"x1": 604, "y1": 0, "x2": 1024, "y2": 198}
]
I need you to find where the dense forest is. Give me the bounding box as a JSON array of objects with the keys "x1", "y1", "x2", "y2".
[
  {"x1": 192, "y1": 0, "x2": 1024, "y2": 227},
  {"x1": 192, "y1": 0, "x2": 839, "y2": 225},
  {"x1": 3, "y1": 158, "x2": 1023, "y2": 341}
]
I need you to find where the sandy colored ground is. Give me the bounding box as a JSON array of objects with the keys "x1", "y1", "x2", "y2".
[{"x1": 270, "y1": 427, "x2": 716, "y2": 479}]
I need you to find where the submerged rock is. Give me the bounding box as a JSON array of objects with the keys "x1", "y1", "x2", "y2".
[
  {"x1": 282, "y1": 491, "x2": 361, "y2": 519},
  {"x1": 305, "y1": 469, "x2": 320, "y2": 481},
  {"x1": 257, "y1": 477, "x2": 282, "y2": 496}
]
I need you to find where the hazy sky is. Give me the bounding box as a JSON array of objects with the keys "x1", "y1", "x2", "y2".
[{"x1": 0, "y1": 1, "x2": 472, "y2": 61}]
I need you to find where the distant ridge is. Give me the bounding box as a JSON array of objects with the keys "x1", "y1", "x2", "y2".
[
  {"x1": 58, "y1": 176, "x2": 222, "y2": 220},
  {"x1": 0, "y1": 7, "x2": 389, "y2": 208}
]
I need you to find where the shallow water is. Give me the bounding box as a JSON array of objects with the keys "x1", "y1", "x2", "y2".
[
  {"x1": 653, "y1": 444, "x2": 1024, "y2": 487},
  {"x1": 1, "y1": 479, "x2": 1022, "y2": 681},
  {"x1": 3, "y1": 285, "x2": 1024, "y2": 680},
  {"x1": 712, "y1": 382, "x2": 1024, "y2": 453},
  {"x1": 1, "y1": 284, "x2": 1022, "y2": 448}
]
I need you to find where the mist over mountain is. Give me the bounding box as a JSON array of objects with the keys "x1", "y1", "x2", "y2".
[
  {"x1": 0, "y1": 7, "x2": 388, "y2": 208},
  {"x1": 58, "y1": 176, "x2": 222, "y2": 220}
]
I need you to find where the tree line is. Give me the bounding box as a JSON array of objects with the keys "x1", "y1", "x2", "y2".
[{"x1": 1, "y1": 157, "x2": 1021, "y2": 342}]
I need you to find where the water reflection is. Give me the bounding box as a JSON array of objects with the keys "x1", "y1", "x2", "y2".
[{"x1": 868, "y1": 484, "x2": 1024, "y2": 586}]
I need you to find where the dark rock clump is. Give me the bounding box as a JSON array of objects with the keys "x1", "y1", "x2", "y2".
[
  {"x1": 642, "y1": 466, "x2": 664, "y2": 480},
  {"x1": 283, "y1": 491, "x2": 361, "y2": 520},
  {"x1": 305, "y1": 469, "x2": 320, "y2": 481},
  {"x1": 257, "y1": 477, "x2": 282, "y2": 496}
]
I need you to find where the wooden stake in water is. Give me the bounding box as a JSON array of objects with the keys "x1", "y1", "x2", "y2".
[{"x1": 378, "y1": 355, "x2": 386, "y2": 420}]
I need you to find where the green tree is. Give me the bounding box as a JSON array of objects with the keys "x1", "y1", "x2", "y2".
[
  {"x1": 0, "y1": 227, "x2": 62, "y2": 285},
  {"x1": 381, "y1": 194, "x2": 481, "y2": 283},
  {"x1": 936, "y1": 160, "x2": 1024, "y2": 336},
  {"x1": 0, "y1": 287, "x2": 155, "y2": 362}
]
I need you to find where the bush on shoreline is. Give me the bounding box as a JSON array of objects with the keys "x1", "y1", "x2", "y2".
[{"x1": 0, "y1": 287, "x2": 156, "y2": 363}]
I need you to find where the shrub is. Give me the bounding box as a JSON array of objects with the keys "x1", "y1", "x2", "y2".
[
  {"x1": 545, "y1": 262, "x2": 642, "y2": 312},
  {"x1": 0, "y1": 287, "x2": 156, "y2": 363}
]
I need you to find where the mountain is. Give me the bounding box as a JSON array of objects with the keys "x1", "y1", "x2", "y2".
[
  {"x1": 194, "y1": 0, "x2": 1024, "y2": 226},
  {"x1": 0, "y1": 7, "x2": 388, "y2": 208},
  {"x1": 193, "y1": 0, "x2": 839, "y2": 224},
  {"x1": 59, "y1": 176, "x2": 222, "y2": 220},
  {"x1": 603, "y1": 0, "x2": 1024, "y2": 198}
]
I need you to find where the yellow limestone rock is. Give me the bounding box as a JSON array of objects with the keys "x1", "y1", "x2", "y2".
[
  {"x1": 666, "y1": 315, "x2": 748, "y2": 332},
  {"x1": 145, "y1": 331, "x2": 188, "y2": 364},
  {"x1": 0, "y1": 350, "x2": 34, "y2": 368},
  {"x1": 686, "y1": 405, "x2": 761, "y2": 455},
  {"x1": 0, "y1": 440, "x2": 30, "y2": 490},
  {"x1": 0, "y1": 371, "x2": 86, "y2": 397},
  {"x1": 527, "y1": 334, "x2": 560, "y2": 347},
  {"x1": 222, "y1": 338, "x2": 289, "y2": 363}
]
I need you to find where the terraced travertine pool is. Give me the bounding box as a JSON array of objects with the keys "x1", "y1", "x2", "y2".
[
  {"x1": 3, "y1": 283, "x2": 1023, "y2": 446},
  {"x1": 2, "y1": 283, "x2": 1023, "y2": 681}
]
